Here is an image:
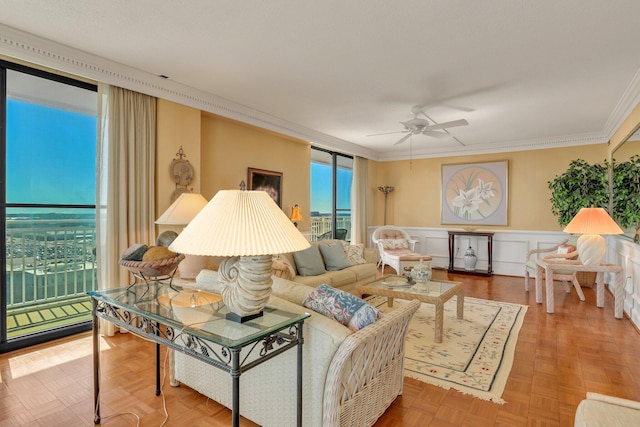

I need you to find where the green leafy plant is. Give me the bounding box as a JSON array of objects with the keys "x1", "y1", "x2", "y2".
[
  {"x1": 548, "y1": 159, "x2": 610, "y2": 226},
  {"x1": 612, "y1": 154, "x2": 640, "y2": 231}
]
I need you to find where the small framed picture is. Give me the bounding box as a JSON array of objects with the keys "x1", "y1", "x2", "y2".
[{"x1": 248, "y1": 168, "x2": 283, "y2": 207}]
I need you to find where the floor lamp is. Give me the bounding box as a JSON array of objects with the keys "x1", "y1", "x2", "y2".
[{"x1": 378, "y1": 185, "x2": 395, "y2": 225}]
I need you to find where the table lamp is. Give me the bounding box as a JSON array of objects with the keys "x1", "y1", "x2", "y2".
[
  {"x1": 289, "y1": 204, "x2": 303, "y2": 228},
  {"x1": 563, "y1": 207, "x2": 623, "y2": 265},
  {"x1": 155, "y1": 193, "x2": 209, "y2": 278},
  {"x1": 169, "y1": 188, "x2": 310, "y2": 322}
]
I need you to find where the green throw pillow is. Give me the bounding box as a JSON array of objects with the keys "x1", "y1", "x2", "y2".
[
  {"x1": 293, "y1": 244, "x2": 327, "y2": 276},
  {"x1": 318, "y1": 241, "x2": 352, "y2": 271}
]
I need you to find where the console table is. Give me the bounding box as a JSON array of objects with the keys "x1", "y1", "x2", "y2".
[
  {"x1": 89, "y1": 282, "x2": 309, "y2": 427},
  {"x1": 447, "y1": 230, "x2": 494, "y2": 276}
]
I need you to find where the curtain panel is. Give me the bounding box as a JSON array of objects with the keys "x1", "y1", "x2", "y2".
[
  {"x1": 96, "y1": 85, "x2": 157, "y2": 335},
  {"x1": 351, "y1": 156, "x2": 369, "y2": 245}
]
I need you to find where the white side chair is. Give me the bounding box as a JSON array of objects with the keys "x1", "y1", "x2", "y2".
[{"x1": 524, "y1": 236, "x2": 585, "y2": 301}]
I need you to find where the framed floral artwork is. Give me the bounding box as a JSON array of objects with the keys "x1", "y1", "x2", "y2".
[
  {"x1": 441, "y1": 161, "x2": 508, "y2": 225},
  {"x1": 248, "y1": 167, "x2": 283, "y2": 207}
]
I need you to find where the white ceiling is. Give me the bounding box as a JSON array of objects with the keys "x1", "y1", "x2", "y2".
[{"x1": 1, "y1": 0, "x2": 640, "y2": 161}]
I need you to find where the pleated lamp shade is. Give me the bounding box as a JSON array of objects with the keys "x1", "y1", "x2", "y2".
[
  {"x1": 155, "y1": 193, "x2": 209, "y2": 225},
  {"x1": 563, "y1": 208, "x2": 623, "y2": 235},
  {"x1": 169, "y1": 190, "x2": 310, "y2": 256},
  {"x1": 563, "y1": 207, "x2": 623, "y2": 265}
]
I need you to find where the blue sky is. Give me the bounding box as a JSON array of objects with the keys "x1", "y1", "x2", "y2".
[
  {"x1": 6, "y1": 99, "x2": 97, "y2": 205},
  {"x1": 310, "y1": 162, "x2": 352, "y2": 214}
]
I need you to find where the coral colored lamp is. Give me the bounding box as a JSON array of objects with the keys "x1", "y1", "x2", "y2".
[
  {"x1": 169, "y1": 188, "x2": 310, "y2": 322},
  {"x1": 563, "y1": 207, "x2": 623, "y2": 265},
  {"x1": 289, "y1": 204, "x2": 303, "y2": 228}
]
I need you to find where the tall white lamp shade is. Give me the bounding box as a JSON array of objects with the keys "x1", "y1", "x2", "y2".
[
  {"x1": 156, "y1": 193, "x2": 209, "y2": 279},
  {"x1": 169, "y1": 190, "x2": 310, "y2": 322},
  {"x1": 563, "y1": 207, "x2": 623, "y2": 265}
]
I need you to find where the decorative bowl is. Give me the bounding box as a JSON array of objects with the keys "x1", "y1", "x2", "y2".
[{"x1": 119, "y1": 254, "x2": 185, "y2": 278}]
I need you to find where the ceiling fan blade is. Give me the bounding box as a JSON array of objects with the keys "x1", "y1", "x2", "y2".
[
  {"x1": 422, "y1": 130, "x2": 450, "y2": 138},
  {"x1": 393, "y1": 133, "x2": 412, "y2": 146},
  {"x1": 424, "y1": 118, "x2": 469, "y2": 131},
  {"x1": 366, "y1": 130, "x2": 408, "y2": 137}
]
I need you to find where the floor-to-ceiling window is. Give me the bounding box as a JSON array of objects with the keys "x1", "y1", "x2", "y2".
[
  {"x1": 310, "y1": 147, "x2": 353, "y2": 241},
  {"x1": 1, "y1": 61, "x2": 97, "y2": 352}
]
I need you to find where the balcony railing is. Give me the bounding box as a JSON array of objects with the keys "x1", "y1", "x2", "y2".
[
  {"x1": 310, "y1": 216, "x2": 352, "y2": 242},
  {"x1": 5, "y1": 218, "x2": 97, "y2": 309}
]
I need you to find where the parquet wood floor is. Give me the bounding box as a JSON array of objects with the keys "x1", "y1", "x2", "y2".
[{"x1": 1, "y1": 269, "x2": 640, "y2": 426}]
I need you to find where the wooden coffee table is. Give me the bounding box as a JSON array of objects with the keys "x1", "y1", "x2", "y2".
[{"x1": 356, "y1": 276, "x2": 464, "y2": 343}]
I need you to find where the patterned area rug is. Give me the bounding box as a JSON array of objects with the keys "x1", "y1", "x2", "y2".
[{"x1": 369, "y1": 295, "x2": 528, "y2": 404}]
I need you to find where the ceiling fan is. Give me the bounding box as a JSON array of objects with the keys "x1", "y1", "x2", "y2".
[{"x1": 368, "y1": 105, "x2": 469, "y2": 145}]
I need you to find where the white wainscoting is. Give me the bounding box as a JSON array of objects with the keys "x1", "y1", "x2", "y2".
[
  {"x1": 368, "y1": 227, "x2": 640, "y2": 330},
  {"x1": 613, "y1": 237, "x2": 640, "y2": 329}
]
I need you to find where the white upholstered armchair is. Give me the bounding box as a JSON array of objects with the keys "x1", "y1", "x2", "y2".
[{"x1": 371, "y1": 226, "x2": 430, "y2": 275}]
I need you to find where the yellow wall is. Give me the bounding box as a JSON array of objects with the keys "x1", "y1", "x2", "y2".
[
  {"x1": 199, "y1": 113, "x2": 311, "y2": 231},
  {"x1": 156, "y1": 99, "x2": 202, "y2": 234},
  {"x1": 156, "y1": 99, "x2": 610, "y2": 235},
  {"x1": 372, "y1": 144, "x2": 608, "y2": 231}
]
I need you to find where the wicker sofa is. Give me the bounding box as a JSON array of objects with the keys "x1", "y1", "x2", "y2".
[
  {"x1": 275, "y1": 239, "x2": 378, "y2": 294},
  {"x1": 173, "y1": 270, "x2": 420, "y2": 427}
]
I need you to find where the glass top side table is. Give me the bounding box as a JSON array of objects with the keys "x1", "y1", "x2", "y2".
[{"x1": 89, "y1": 282, "x2": 309, "y2": 427}]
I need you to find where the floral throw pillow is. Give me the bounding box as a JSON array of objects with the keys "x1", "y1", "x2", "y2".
[
  {"x1": 345, "y1": 244, "x2": 367, "y2": 265},
  {"x1": 303, "y1": 284, "x2": 383, "y2": 331},
  {"x1": 378, "y1": 239, "x2": 409, "y2": 250},
  {"x1": 272, "y1": 254, "x2": 296, "y2": 279}
]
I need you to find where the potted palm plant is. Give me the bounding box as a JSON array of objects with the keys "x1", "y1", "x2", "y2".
[
  {"x1": 611, "y1": 154, "x2": 640, "y2": 243},
  {"x1": 548, "y1": 159, "x2": 610, "y2": 226},
  {"x1": 548, "y1": 159, "x2": 610, "y2": 286}
]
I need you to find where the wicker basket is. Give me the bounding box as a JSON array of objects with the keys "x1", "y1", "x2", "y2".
[
  {"x1": 577, "y1": 271, "x2": 597, "y2": 288},
  {"x1": 119, "y1": 254, "x2": 185, "y2": 278}
]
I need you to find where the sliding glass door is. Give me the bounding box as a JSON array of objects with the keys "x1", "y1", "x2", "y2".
[
  {"x1": 310, "y1": 147, "x2": 353, "y2": 241},
  {"x1": 1, "y1": 62, "x2": 98, "y2": 352}
]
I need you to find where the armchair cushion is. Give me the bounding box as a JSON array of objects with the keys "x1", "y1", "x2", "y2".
[
  {"x1": 378, "y1": 229, "x2": 406, "y2": 239},
  {"x1": 294, "y1": 244, "x2": 327, "y2": 276},
  {"x1": 303, "y1": 284, "x2": 382, "y2": 331},
  {"x1": 378, "y1": 239, "x2": 410, "y2": 250},
  {"x1": 318, "y1": 241, "x2": 353, "y2": 271}
]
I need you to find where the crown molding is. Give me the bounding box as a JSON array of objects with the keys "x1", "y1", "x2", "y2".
[
  {"x1": 0, "y1": 23, "x2": 634, "y2": 164},
  {"x1": 378, "y1": 132, "x2": 609, "y2": 161},
  {"x1": 0, "y1": 24, "x2": 379, "y2": 160},
  {"x1": 603, "y1": 67, "x2": 640, "y2": 137}
]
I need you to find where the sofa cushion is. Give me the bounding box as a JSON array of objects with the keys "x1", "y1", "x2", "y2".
[
  {"x1": 318, "y1": 242, "x2": 352, "y2": 271},
  {"x1": 271, "y1": 277, "x2": 315, "y2": 305},
  {"x1": 293, "y1": 245, "x2": 327, "y2": 276},
  {"x1": 325, "y1": 269, "x2": 357, "y2": 287},
  {"x1": 345, "y1": 244, "x2": 367, "y2": 265},
  {"x1": 348, "y1": 263, "x2": 377, "y2": 282},
  {"x1": 293, "y1": 274, "x2": 335, "y2": 288},
  {"x1": 272, "y1": 254, "x2": 296, "y2": 280},
  {"x1": 302, "y1": 284, "x2": 382, "y2": 331}
]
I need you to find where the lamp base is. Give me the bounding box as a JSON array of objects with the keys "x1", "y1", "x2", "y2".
[
  {"x1": 225, "y1": 310, "x2": 264, "y2": 323},
  {"x1": 577, "y1": 234, "x2": 606, "y2": 265}
]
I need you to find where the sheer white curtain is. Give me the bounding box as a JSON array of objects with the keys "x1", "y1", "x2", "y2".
[
  {"x1": 96, "y1": 84, "x2": 157, "y2": 334},
  {"x1": 351, "y1": 156, "x2": 369, "y2": 245}
]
